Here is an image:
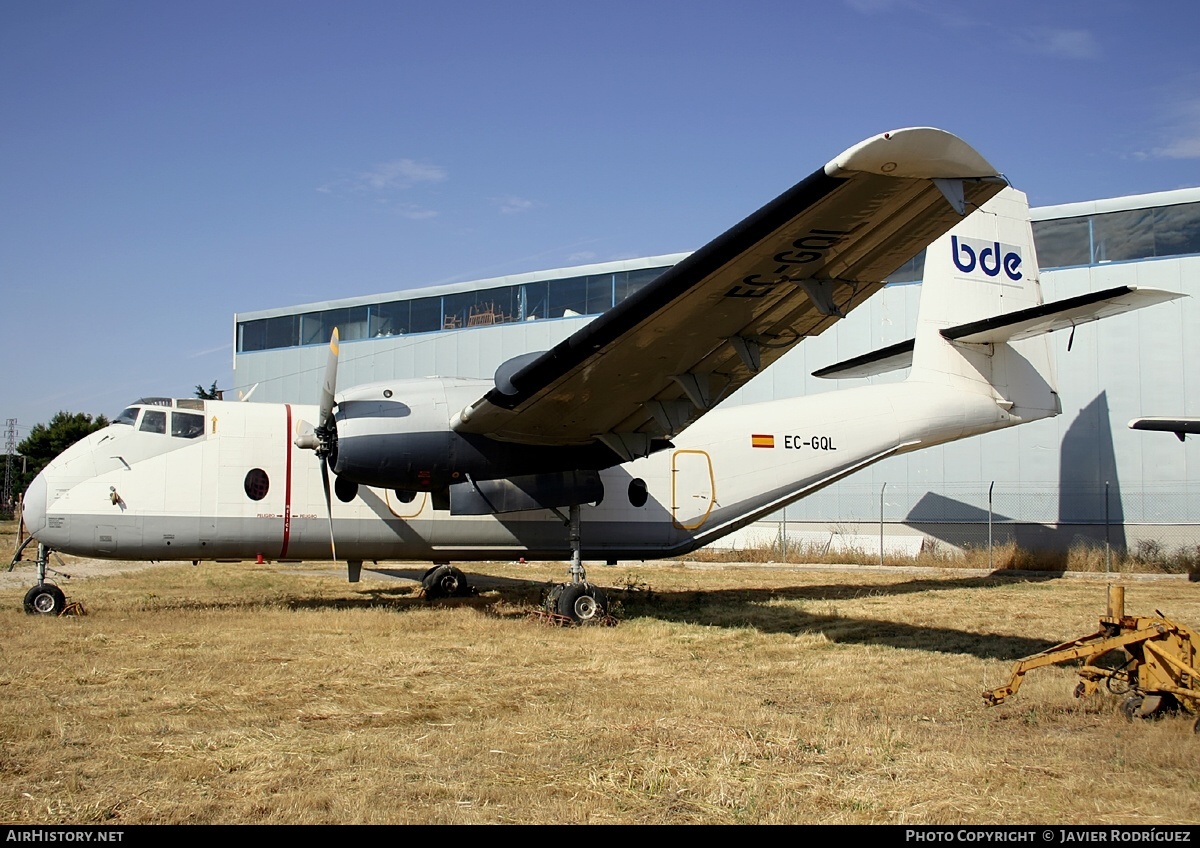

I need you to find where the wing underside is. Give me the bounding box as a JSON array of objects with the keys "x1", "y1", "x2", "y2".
[{"x1": 452, "y1": 128, "x2": 1007, "y2": 457}]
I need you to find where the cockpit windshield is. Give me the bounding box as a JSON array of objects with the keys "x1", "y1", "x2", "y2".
[{"x1": 113, "y1": 398, "x2": 207, "y2": 437}]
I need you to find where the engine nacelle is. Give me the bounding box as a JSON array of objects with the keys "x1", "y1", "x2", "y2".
[{"x1": 330, "y1": 377, "x2": 621, "y2": 493}]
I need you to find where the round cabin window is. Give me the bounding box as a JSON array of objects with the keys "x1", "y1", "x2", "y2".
[{"x1": 244, "y1": 468, "x2": 270, "y2": 501}]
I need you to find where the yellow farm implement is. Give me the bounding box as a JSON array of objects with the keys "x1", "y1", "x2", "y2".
[{"x1": 984, "y1": 586, "x2": 1199, "y2": 732}]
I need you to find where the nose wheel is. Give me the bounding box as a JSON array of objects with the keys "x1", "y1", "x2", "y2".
[
  {"x1": 15, "y1": 542, "x2": 70, "y2": 616},
  {"x1": 24, "y1": 583, "x2": 66, "y2": 616}
]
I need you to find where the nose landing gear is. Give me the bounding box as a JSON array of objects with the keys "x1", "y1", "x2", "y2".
[{"x1": 10, "y1": 540, "x2": 70, "y2": 616}]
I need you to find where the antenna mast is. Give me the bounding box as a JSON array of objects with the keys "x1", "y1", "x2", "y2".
[{"x1": 2, "y1": 418, "x2": 15, "y2": 517}]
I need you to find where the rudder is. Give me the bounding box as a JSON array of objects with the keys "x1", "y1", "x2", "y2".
[{"x1": 909, "y1": 187, "x2": 1060, "y2": 422}]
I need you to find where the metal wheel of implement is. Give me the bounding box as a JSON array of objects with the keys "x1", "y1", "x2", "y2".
[
  {"x1": 556, "y1": 582, "x2": 608, "y2": 624},
  {"x1": 1121, "y1": 694, "x2": 1145, "y2": 720},
  {"x1": 23, "y1": 583, "x2": 66, "y2": 616}
]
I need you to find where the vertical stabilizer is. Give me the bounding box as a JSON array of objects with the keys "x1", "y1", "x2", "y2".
[{"x1": 909, "y1": 187, "x2": 1060, "y2": 422}]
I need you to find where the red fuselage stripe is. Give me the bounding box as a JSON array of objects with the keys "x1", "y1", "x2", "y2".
[{"x1": 281, "y1": 404, "x2": 293, "y2": 558}]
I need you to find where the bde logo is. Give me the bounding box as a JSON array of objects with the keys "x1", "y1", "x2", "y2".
[{"x1": 951, "y1": 236, "x2": 1023, "y2": 281}]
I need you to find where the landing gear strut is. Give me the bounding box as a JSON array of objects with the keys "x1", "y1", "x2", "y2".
[
  {"x1": 11, "y1": 541, "x2": 68, "y2": 616},
  {"x1": 545, "y1": 503, "x2": 610, "y2": 625}
]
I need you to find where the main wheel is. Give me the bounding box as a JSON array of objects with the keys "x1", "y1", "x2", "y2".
[
  {"x1": 24, "y1": 583, "x2": 66, "y2": 616},
  {"x1": 555, "y1": 582, "x2": 609, "y2": 624},
  {"x1": 422, "y1": 565, "x2": 470, "y2": 599}
]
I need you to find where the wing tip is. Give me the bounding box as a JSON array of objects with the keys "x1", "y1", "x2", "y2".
[{"x1": 825, "y1": 127, "x2": 1001, "y2": 181}]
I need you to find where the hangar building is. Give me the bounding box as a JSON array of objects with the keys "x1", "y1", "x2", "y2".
[{"x1": 232, "y1": 186, "x2": 1200, "y2": 558}]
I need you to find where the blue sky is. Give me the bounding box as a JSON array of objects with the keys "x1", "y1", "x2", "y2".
[{"x1": 4, "y1": 0, "x2": 1200, "y2": 438}]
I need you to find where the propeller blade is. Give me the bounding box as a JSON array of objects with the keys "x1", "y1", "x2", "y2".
[
  {"x1": 318, "y1": 328, "x2": 340, "y2": 431},
  {"x1": 320, "y1": 458, "x2": 338, "y2": 562}
]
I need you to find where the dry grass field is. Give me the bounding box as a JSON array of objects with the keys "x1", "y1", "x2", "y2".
[{"x1": 1, "y1": 526, "x2": 1198, "y2": 824}]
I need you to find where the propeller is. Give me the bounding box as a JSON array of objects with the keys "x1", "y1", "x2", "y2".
[{"x1": 295, "y1": 328, "x2": 340, "y2": 561}]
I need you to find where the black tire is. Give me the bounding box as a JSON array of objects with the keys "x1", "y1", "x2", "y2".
[
  {"x1": 422, "y1": 565, "x2": 470, "y2": 599},
  {"x1": 544, "y1": 583, "x2": 567, "y2": 614},
  {"x1": 555, "y1": 582, "x2": 608, "y2": 624},
  {"x1": 24, "y1": 583, "x2": 66, "y2": 616},
  {"x1": 1121, "y1": 694, "x2": 1146, "y2": 720}
]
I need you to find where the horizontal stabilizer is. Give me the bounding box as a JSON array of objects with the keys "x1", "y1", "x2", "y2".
[
  {"x1": 942, "y1": 285, "x2": 1183, "y2": 344},
  {"x1": 815, "y1": 285, "x2": 1184, "y2": 380},
  {"x1": 813, "y1": 339, "x2": 914, "y2": 379},
  {"x1": 1129, "y1": 417, "x2": 1200, "y2": 442}
]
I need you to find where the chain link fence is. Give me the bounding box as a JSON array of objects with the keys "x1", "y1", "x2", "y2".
[{"x1": 740, "y1": 482, "x2": 1200, "y2": 568}]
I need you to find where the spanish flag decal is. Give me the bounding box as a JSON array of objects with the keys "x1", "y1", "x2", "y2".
[{"x1": 751, "y1": 434, "x2": 775, "y2": 449}]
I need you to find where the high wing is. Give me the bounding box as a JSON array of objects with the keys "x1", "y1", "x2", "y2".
[{"x1": 451, "y1": 127, "x2": 1007, "y2": 460}]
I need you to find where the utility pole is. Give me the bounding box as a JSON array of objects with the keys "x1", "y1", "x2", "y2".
[{"x1": 2, "y1": 418, "x2": 15, "y2": 517}]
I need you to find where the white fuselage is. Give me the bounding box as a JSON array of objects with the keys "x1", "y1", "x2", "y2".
[{"x1": 22, "y1": 379, "x2": 1018, "y2": 564}]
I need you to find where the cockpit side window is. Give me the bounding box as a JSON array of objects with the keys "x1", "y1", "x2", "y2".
[
  {"x1": 171, "y1": 412, "x2": 205, "y2": 439},
  {"x1": 139, "y1": 409, "x2": 167, "y2": 434},
  {"x1": 115, "y1": 407, "x2": 140, "y2": 426}
]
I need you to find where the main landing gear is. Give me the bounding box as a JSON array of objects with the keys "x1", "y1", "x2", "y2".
[
  {"x1": 9, "y1": 538, "x2": 69, "y2": 616},
  {"x1": 414, "y1": 503, "x2": 611, "y2": 625},
  {"x1": 421, "y1": 563, "x2": 473, "y2": 599},
  {"x1": 543, "y1": 503, "x2": 610, "y2": 625}
]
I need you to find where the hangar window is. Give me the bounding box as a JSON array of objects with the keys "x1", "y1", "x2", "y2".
[
  {"x1": 1034, "y1": 217, "x2": 1091, "y2": 268},
  {"x1": 409, "y1": 297, "x2": 442, "y2": 333},
  {"x1": 1034, "y1": 201, "x2": 1200, "y2": 269},
  {"x1": 370, "y1": 300, "x2": 409, "y2": 336},
  {"x1": 171, "y1": 412, "x2": 205, "y2": 439},
  {"x1": 1154, "y1": 202, "x2": 1200, "y2": 256},
  {"x1": 238, "y1": 315, "x2": 298, "y2": 352},
  {"x1": 234, "y1": 264, "x2": 677, "y2": 352},
  {"x1": 139, "y1": 410, "x2": 167, "y2": 435},
  {"x1": 1092, "y1": 208, "x2": 1154, "y2": 263},
  {"x1": 886, "y1": 250, "x2": 926, "y2": 283},
  {"x1": 548, "y1": 275, "x2": 589, "y2": 318},
  {"x1": 244, "y1": 469, "x2": 270, "y2": 501},
  {"x1": 616, "y1": 267, "x2": 668, "y2": 302},
  {"x1": 586, "y1": 273, "x2": 615, "y2": 314}
]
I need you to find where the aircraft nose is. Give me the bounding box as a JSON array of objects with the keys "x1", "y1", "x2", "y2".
[{"x1": 22, "y1": 471, "x2": 47, "y2": 537}]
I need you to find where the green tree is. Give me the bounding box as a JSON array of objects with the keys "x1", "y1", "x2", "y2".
[
  {"x1": 15, "y1": 411, "x2": 109, "y2": 495},
  {"x1": 195, "y1": 381, "x2": 222, "y2": 400}
]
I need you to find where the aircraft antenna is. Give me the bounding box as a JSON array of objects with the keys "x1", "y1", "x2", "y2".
[{"x1": 2, "y1": 418, "x2": 15, "y2": 518}]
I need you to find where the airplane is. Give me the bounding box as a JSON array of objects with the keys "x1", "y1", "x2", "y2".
[
  {"x1": 16, "y1": 127, "x2": 1185, "y2": 623},
  {"x1": 1129, "y1": 417, "x2": 1200, "y2": 442}
]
